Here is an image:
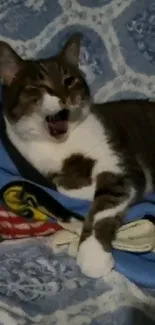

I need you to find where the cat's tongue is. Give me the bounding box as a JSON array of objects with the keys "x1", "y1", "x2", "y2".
[
  {"x1": 50, "y1": 120, "x2": 68, "y2": 135},
  {"x1": 46, "y1": 109, "x2": 69, "y2": 137}
]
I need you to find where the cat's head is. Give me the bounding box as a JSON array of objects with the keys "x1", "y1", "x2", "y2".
[{"x1": 0, "y1": 34, "x2": 90, "y2": 142}]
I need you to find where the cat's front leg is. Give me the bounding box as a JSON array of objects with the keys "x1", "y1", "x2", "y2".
[{"x1": 77, "y1": 172, "x2": 135, "y2": 278}]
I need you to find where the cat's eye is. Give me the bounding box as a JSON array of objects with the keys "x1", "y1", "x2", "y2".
[
  {"x1": 23, "y1": 85, "x2": 40, "y2": 103},
  {"x1": 38, "y1": 72, "x2": 44, "y2": 80},
  {"x1": 64, "y1": 76, "x2": 75, "y2": 87}
]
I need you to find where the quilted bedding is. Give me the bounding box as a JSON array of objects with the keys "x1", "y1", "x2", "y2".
[{"x1": 0, "y1": 0, "x2": 155, "y2": 324}]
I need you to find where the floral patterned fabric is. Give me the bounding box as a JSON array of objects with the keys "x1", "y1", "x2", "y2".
[{"x1": 0, "y1": 0, "x2": 155, "y2": 324}]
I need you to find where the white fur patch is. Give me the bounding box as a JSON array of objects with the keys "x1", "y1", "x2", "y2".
[
  {"x1": 93, "y1": 187, "x2": 136, "y2": 225},
  {"x1": 5, "y1": 112, "x2": 121, "y2": 200},
  {"x1": 57, "y1": 183, "x2": 96, "y2": 201},
  {"x1": 41, "y1": 94, "x2": 61, "y2": 115},
  {"x1": 77, "y1": 235, "x2": 114, "y2": 278}
]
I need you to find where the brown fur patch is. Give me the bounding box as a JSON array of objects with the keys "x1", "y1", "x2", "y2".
[
  {"x1": 91, "y1": 100, "x2": 155, "y2": 192},
  {"x1": 1, "y1": 34, "x2": 90, "y2": 125},
  {"x1": 78, "y1": 217, "x2": 93, "y2": 246},
  {"x1": 52, "y1": 154, "x2": 95, "y2": 189},
  {"x1": 95, "y1": 172, "x2": 130, "y2": 198},
  {"x1": 92, "y1": 172, "x2": 130, "y2": 213},
  {"x1": 2, "y1": 61, "x2": 52, "y2": 122},
  {"x1": 94, "y1": 216, "x2": 123, "y2": 251},
  {"x1": 79, "y1": 172, "x2": 131, "y2": 252}
]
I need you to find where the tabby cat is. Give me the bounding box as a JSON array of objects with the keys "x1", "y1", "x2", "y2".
[{"x1": 0, "y1": 34, "x2": 155, "y2": 278}]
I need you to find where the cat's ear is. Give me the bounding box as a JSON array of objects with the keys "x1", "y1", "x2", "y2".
[
  {"x1": 0, "y1": 41, "x2": 23, "y2": 85},
  {"x1": 61, "y1": 33, "x2": 82, "y2": 66}
]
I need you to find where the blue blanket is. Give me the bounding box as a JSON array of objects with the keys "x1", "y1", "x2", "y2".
[
  {"x1": 0, "y1": 0, "x2": 155, "y2": 324},
  {"x1": 1, "y1": 128, "x2": 155, "y2": 288}
]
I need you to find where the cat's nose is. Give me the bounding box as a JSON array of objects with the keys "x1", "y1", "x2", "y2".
[
  {"x1": 61, "y1": 97, "x2": 66, "y2": 105},
  {"x1": 65, "y1": 95, "x2": 82, "y2": 107},
  {"x1": 59, "y1": 98, "x2": 66, "y2": 108}
]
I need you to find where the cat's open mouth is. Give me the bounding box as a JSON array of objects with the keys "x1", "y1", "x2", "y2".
[{"x1": 46, "y1": 108, "x2": 69, "y2": 138}]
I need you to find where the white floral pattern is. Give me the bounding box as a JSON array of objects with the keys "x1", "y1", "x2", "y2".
[{"x1": 0, "y1": 0, "x2": 155, "y2": 324}]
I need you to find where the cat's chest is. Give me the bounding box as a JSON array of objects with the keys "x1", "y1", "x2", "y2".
[
  {"x1": 28, "y1": 114, "x2": 120, "y2": 200},
  {"x1": 50, "y1": 115, "x2": 106, "y2": 167},
  {"x1": 31, "y1": 115, "x2": 117, "y2": 169}
]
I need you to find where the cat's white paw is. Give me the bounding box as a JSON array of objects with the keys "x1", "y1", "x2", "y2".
[{"x1": 77, "y1": 235, "x2": 114, "y2": 278}]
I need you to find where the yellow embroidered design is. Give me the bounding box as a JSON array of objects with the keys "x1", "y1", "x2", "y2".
[{"x1": 3, "y1": 185, "x2": 55, "y2": 221}]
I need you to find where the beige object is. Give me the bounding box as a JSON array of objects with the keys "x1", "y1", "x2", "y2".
[{"x1": 51, "y1": 219, "x2": 155, "y2": 257}]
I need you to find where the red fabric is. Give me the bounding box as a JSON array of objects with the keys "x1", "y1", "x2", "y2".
[{"x1": 0, "y1": 206, "x2": 62, "y2": 240}]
